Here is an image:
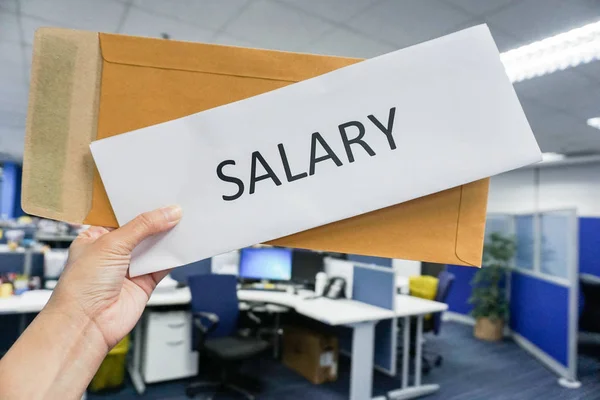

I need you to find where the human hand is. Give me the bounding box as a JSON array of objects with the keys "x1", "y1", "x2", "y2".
[{"x1": 48, "y1": 205, "x2": 182, "y2": 349}]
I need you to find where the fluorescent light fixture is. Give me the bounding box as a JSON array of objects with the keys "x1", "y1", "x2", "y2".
[
  {"x1": 541, "y1": 152, "x2": 566, "y2": 162},
  {"x1": 500, "y1": 20, "x2": 600, "y2": 83},
  {"x1": 588, "y1": 117, "x2": 600, "y2": 130}
]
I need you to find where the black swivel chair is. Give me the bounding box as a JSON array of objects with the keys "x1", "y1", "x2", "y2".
[
  {"x1": 398, "y1": 269, "x2": 455, "y2": 374},
  {"x1": 579, "y1": 274, "x2": 600, "y2": 334},
  {"x1": 420, "y1": 269, "x2": 455, "y2": 373},
  {"x1": 186, "y1": 274, "x2": 270, "y2": 399}
]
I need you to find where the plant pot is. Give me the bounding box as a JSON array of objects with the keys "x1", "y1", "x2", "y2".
[{"x1": 474, "y1": 317, "x2": 504, "y2": 341}]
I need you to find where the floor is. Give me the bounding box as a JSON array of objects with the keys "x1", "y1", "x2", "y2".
[{"x1": 88, "y1": 322, "x2": 600, "y2": 400}]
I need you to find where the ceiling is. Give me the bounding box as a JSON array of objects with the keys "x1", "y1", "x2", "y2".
[{"x1": 1, "y1": 0, "x2": 599, "y2": 162}]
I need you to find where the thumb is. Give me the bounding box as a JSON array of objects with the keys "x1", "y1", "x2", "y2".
[{"x1": 108, "y1": 205, "x2": 182, "y2": 253}]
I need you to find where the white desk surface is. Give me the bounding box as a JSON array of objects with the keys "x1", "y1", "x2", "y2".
[
  {"x1": 238, "y1": 289, "x2": 395, "y2": 326},
  {"x1": 395, "y1": 294, "x2": 447, "y2": 317},
  {"x1": 0, "y1": 287, "x2": 192, "y2": 314},
  {"x1": 0, "y1": 287, "x2": 447, "y2": 321},
  {"x1": 147, "y1": 287, "x2": 191, "y2": 306},
  {"x1": 0, "y1": 290, "x2": 52, "y2": 314}
]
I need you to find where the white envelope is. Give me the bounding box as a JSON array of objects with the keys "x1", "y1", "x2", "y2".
[{"x1": 90, "y1": 25, "x2": 541, "y2": 277}]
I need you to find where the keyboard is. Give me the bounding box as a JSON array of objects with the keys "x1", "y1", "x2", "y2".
[{"x1": 241, "y1": 286, "x2": 288, "y2": 293}]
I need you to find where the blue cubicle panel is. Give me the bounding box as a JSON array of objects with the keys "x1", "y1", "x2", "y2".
[
  {"x1": 352, "y1": 265, "x2": 396, "y2": 376},
  {"x1": 1, "y1": 163, "x2": 24, "y2": 219},
  {"x1": 0, "y1": 252, "x2": 44, "y2": 278},
  {"x1": 444, "y1": 265, "x2": 476, "y2": 316},
  {"x1": 170, "y1": 258, "x2": 212, "y2": 283},
  {"x1": 0, "y1": 252, "x2": 25, "y2": 275},
  {"x1": 579, "y1": 217, "x2": 600, "y2": 278},
  {"x1": 510, "y1": 271, "x2": 569, "y2": 367},
  {"x1": 347, "y1": 254, "x2": 392, "y2": 268}
]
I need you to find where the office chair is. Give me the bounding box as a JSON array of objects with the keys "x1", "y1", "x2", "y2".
[
  {"x1": 579, "y1": 274, "x2": 600, "y2": 334},
  {"x1": 398, "y1": 270, "x2": 455, "y2": 374},
  {"x1": 420, "y1": 269, "x2": 455, "y2": 372},
  {"x1": 186, "y1": 274, "x2": 270, "y2": 399}
]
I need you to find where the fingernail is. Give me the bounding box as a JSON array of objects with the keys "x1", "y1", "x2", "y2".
[{"x1": 162, "y1": 205, "x2": 182, "y2": 223}]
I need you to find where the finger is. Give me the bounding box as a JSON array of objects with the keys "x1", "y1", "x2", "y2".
[
  {"x1": 129, "y1": 269, "x2": 173, "y2": 298},
  {"x1": 75, "y1": 226, "x2": 111, "y2": 243},
  {"x1": 108, "y1": 205, "x2": 182, "y2": 253},
  {"x1": 68, "y1": 226, "x2": 112, "y2": 262}
]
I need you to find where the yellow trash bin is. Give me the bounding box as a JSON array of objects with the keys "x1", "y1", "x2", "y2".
[
  {"x1": 409, "y1": 276, "x2": 439, "y2": 321},
  {"x1": 89, "y1": 335, "x2": 130, "y2": 392}
]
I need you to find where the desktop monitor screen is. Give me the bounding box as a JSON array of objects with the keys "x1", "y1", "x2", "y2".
[
  {"x1": 239, "y1": 247, "x2": 292, "y2": 281},
  {"x1": 292, "y1": 250, "x2": 324, "y2": 284}
]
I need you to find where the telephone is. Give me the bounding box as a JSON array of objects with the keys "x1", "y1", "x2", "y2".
[{"x1": 322, "y1": 277, "x2": 347, "y2": 299}]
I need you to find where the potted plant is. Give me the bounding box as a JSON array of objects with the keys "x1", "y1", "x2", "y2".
[{"x1": 469, "y1": 232, "x2": 515, "y2": 341}]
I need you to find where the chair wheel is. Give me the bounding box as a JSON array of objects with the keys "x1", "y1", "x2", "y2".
[{"x1": 435, "y1": 356, "x2": 443, "y2": 367}]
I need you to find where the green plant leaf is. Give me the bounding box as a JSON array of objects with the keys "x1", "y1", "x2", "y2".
[{"x1": 469, "y1": 232, "x2": 515, "y2": 320}]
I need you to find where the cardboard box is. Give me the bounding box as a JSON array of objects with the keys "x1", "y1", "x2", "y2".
[
  {"x1": 283, "y1": 326, "x2": 338, "y2": 385},
  {"x1": 22, "y1": 28, "x2": 489, "y2": 267}
]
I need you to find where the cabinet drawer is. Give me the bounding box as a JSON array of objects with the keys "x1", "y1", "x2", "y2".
[
  {"x1": 147, "y1": 310, "x2": 190, "y2": 341},
  {"x1": 142, "y1": 311, "x2": 198, "y2": 383}
]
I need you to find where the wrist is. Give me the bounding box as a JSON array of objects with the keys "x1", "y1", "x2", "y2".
[
  {"x1": 0, "y1": 296, "x2": 110, "y2": 400},
  {"x1": 43, "y1": 293, "x2": 110, "y2": 358}
]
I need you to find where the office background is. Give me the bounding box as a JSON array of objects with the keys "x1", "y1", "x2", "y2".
[{"x1": 0, "y1": 1, "x2": 600, "y2": 400}]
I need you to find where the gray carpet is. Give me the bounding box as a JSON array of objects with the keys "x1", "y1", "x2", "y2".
[{"x1": 88, "y1": 322, "x2": 600, "y2": 399}]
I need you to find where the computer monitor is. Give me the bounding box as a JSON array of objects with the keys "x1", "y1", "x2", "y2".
[
  {"x1": 239, "y1": 247, "x2": 292, "y2": 282},
  {"x1": 291, "y1": 249, "x2": 324, "y2": 285}
]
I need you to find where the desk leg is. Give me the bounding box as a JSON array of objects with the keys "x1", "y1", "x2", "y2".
[
  {"x1": 387, "y1": 315, "x2": 440, "y2": 400},
  {"x1": 402, "y1": 316, "x2": 410, "y2": 388},
  {"x1": 18, "y1": 314, "x2": 27, "y2": 334},
  {"x1": 273, "y1": 313, "x2": 281, "y2": 359},
  {"x1": 128, "y1": 317, "x2": 146, "y2": 395},
  {"x1": 415, "y1": 315, "x2": 423, "y2": 386},
  {"x1": 349, "y1": 322, "x2": 375, "y2": 400}
]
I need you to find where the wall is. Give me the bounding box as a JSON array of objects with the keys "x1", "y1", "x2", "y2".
[
  {"x1": 447, "y1": 160, "x2": 600, "y2": 315},
  {"x1": 392, "y1": 259, "x2": 421, "y2": 277},
  {"x1": 1, "y1": 162, "x2": 24, "y2": 219},
  {"x1": 488, "y1": 162, "x2": 600, "y2": 216}
]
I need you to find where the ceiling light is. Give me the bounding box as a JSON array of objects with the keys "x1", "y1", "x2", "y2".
[
  {"x1": 541, "y1": 152, "x2": 566, "y2": 162},
  {"x1": 587, "y1": 117, "x2": 600, "y2": 130},
  {"x1": 500, "y1": 20, "x2": 600, "y2": 83}
]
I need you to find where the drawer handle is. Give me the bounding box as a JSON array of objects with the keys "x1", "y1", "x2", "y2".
[
  {"x1": 166, "y1": 340, "x2": 184, "y2": 346},
  {"x1": 167, "y1": 322, "x2": 185, "y2": 328}
]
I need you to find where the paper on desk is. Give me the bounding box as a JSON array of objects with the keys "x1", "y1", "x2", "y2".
[{"x1": 90, "y1": 25, "x2": 541, "y2": 277}]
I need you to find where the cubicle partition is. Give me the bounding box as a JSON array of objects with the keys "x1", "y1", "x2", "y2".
[
  {"x1": 579, "y1": 217, "x2": 600, "y2": 278},
  {"x1": 445, "y1": 210, "x2": 580, "y2": 385},
  {"x1": 509, "y1": 209, "x2": 579, "y2": 384},
  {"x1": 352, "y1": 264, "x2": 397, "y2": 376},
  {"x1": 347, "y1": 254, "x2": 393, "y2": 268},
  {"x1": 326, "y1": 258, "x2": 397, "y2": 376},
  {"x1": 444, "y1": 264, "x2": 476, "y2": 316},
  {"x1": 170, "y1": 258, "x2": 212, "y2": 283}
]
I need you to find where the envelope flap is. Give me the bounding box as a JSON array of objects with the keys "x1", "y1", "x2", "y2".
[
  {"x1": 22, "y1": 27, "x2": 102, "y2": 223},
  {"x1": 98, "y1": 33, "x2": 361, "y2": 84},
  {"x1": 454, "y1": 178, "x2": 489, "y2": 266}
]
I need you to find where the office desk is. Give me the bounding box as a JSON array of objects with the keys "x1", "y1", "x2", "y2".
[
  {"x1": 1, "y1": 288, "x2": 446, "y2": 399},
  {"x1": 0, "y1": 289, "x2": 52, "y2": 314},
  {"x1": 239, "y1": 289, "x2": 395, "y2": 400},
  {"x1": 0, "y1": 288, "x2": 193, "y2": 396},
  {"x1": 0, "y1": 287, "x2": 192, "y2": 314},
  {"x1": 391, "y1": 295, "x2": 448, "y2": 400}
]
